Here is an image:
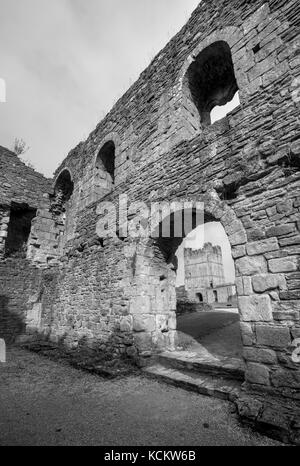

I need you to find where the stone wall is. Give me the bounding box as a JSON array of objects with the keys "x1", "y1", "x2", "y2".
[
  {"x1": 0, "y1": 147, "x2": 52, "y2": 341},
  {"x1": 0, "y1": 259, "x2": 43, "y2": 343}
]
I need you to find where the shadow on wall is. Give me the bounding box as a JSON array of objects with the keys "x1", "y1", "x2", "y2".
[
  {"x1": 24, "y1": 322, "x2": 137, "y2": 372},
  {"x1": 0, "y1": 295, "x2": 25, "y2": 344}
]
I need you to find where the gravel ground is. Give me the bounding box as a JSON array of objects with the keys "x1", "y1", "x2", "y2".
[{"x1": 0, "y1": 347, "x2": 281, "y2": 446}]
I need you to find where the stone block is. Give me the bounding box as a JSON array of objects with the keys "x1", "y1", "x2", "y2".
[
  {"x1": 245, "y1": 362, "x2": 270, "y2": 385},
  {"x1": 256, "y1": 324, "x2": 291, "y2": 348},
  {"x1": 232, "y1": 245, "x2": 246, "y2": 259},
  {"x1": 120, "y1": 315, "x2": 133, "y2": 332},
  {"x1": 240, "y1": 322, "x2": 255, "y2": 346},
  {"x1": 243, "y1": 347, "x2": 277, "y2": 365},
  {"x1": 235, "y1": 255, "x2": 268, "y2": 276},
  {"x1": 246, "y1": 238, "x2": 279, "y2": 256},
  {"x1": 271, "y1": 369, "x2": 300, "y2": 389},
  {"x1": 238, "y1": 295, "x2": 273, "y2": 321},
  {"x1": 266, "y1": 224, "x2": 295, "y2": 237},
  {"x1": 252, "y1": 273, "x2": 286, "y2": 292},
  {"x1": 133, "y1": 314, "x2": 156, "y2": 333},
  {"x1": 229, "y1": 230, "x2": 247, "y2": 246},
  {"x1": 268, "y1": 257, "x2": 298, "y2": 273}
]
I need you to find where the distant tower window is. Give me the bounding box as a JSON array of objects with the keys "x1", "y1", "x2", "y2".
[{"x1": 186, "y1": 41, "x2": 239, "y2": 127}]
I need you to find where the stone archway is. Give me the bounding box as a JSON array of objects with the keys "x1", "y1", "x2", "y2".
[{"x1": 128, "y1": 191, "x2": 248, "y2": 355}]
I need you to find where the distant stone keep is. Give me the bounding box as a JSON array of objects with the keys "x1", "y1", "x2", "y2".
[
  {"x1": 0, "y1": 0, "x2": 299, "y2": 444},
  {"x1": 184, "y1": 243, "x2": 235, "y2": 304}
]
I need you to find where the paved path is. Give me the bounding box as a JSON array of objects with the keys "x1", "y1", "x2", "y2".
[
  {"x1": 177, "y1": 311, "x2": 243, "y2": 359},
  {"x1": 0, "y1": 348, "x2": 280, "y2": 446}
]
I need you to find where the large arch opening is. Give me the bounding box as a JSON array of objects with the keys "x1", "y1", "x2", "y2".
[
  {"x1": 174, "y1": 221, "x2": 242, "y2": 360},
  {"x1": 131, "y1": 207, "x2": 243, "y2": 364}
]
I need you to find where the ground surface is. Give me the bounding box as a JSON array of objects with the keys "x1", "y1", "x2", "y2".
[
  {"x1": 177, "y1": 310, "x2": 243, "y2": 359},
  {"x1": 0, "y1": 348, "x2": 281, "y2": 446}
]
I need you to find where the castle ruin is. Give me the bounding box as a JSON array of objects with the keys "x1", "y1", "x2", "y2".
[
  {"x1": 184, "y1": 242, "x2": 235, "y2": 304},
  {"x1": 0, "y1": 0, "x2": 300, "y2": 444}
]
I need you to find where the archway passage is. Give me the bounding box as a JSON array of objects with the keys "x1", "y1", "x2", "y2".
[
  {"x1": 131, "y1": 207, "x2": 243, "y2": 363},
  {"x1": 175, "y1": 221, "x2": 242, "y2": 360}
]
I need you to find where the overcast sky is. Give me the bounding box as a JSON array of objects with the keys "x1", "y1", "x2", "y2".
[{"x1": 0, "y1": 0, "x2": 200, "y2": 177}]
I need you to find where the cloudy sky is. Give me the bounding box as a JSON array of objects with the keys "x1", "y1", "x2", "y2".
[{"x1": 0, "y1": 0, "x2": 201, "y2": 176}]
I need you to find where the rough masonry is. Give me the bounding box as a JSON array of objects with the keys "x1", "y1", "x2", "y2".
[{"x1": 0, "y1": 0, "x2": 299, "y2": 444}]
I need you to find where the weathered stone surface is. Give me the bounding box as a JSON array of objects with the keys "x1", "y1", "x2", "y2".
[
  {"x1": 231, "y1": 245, "x2": 246, "y2": 259},
  {"x1": 271, "y1": 369, "x2": 300, "y2": 389},
  {"x1": 235, "y1": 256, "x2": 268, "y2": 276},
  {"x1": 256, "y1": 325, "x2": 291, "y2": 348},
  {"x1": 246, "y1": 238, "x2": 279, "y2": 256},
  {"x1": 0, "y1": 339, "x2": 5, "y2": 363},
  {"x1": 238, "y1": 295, "x2": 273, "y2": 322},
  {"x1": 268, "y1": 257, "x2": 298, "y2": 273},
  {"x1": 120, "y1": 316, "x2": 133, "y2": 332},
  {"x1": 245, "y1": 362, "x2": 270, "y2": 385},
  {"x1": 243, "y1": 347, "x2": 277, "y2": 365},
  {"x1": 229, "y1": 230, "x2": 247, "y2": 246},
  {"x1": 133, "y1": 315, "x2": 156, "y2": 333},
  {"x1": 266, "y1": 224, "x2": 296, "y2": 238},
  {"x1": 240, "y1": 322, "x2": 255, "y2": 346},
  {"x1": 252, "y1": 273, "x2": 286, "y2": 293}
]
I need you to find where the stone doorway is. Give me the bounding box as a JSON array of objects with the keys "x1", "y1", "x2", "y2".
[
  {"x1": 174, "y1": 220, "x2": 243, "y2": 361},
  {"x1": 130, "y1": 203, "x2": 244, "y2": 363}
]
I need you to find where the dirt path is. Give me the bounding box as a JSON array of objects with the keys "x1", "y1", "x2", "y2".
[{"x1": 0, "y1": 347, "x2": 281, "y2": 446}]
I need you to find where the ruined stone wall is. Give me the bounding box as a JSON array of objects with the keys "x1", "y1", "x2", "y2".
[
  {"x1": 0, "y1": 147, "x2": 53, "y2": 341},
  {"x1": 38, "y1": 0, "x2": 300, "y2": 370},
  {"x1": 0, "y1": 259, "x2": 43, "y2": 342},
  {"x1": 1, "y1": 0, "x2": 299, "y2": 441}
]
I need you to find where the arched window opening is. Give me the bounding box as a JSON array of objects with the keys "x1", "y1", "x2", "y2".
[
  {"x1": 94, "y1": 141, "x2": 116, "y2": 201},
  {"x1": 51, "y1": 170, "x2": 74, "y2": 216},
  {"x1": 96, "y1": 141, "x2": 115, "y2": 183},
  {"x1": 186, "y1": 41, "x2": 239, "y2": 127}
]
